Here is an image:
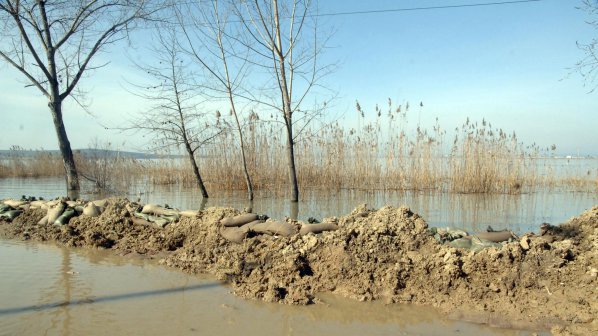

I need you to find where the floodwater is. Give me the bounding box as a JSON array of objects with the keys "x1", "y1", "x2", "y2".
[
  {"x1": 0, "y1": 177, "x2": 596, "y2": 234},
  {"x1": 0, "y1": 239, "x2": 544, "y2": 336},
  {"x1": 1, "y1": 177, "x2": 588, "y2": 335}
]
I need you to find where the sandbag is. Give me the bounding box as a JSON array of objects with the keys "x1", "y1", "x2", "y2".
[
  {"x1": 448, "y1": 237, "x2": 472, "y2": 249},
  {"x1": 221, "y1": 213, "x2": 259, "y2": 227},
  {"x1": 299, "y1": 222, "x2": 339, "y2": 235},
  {"x1": 3, "y1": 199, "x2": 26, "y2": 208},
  {"x1": 30, "y1": 200, "x2": 47, "y2": 209},
  {"x1": 251, "y1": 221, "x2": 296, "y2": 237},
  {"x1": 47, "y1": 202, "x2": 66, "y2": 224},
  {"x1": 133, "y1": 212, "x2": 170, "y2": 228},
  {"x1": 54, "y1": 207, "x2": 76, "y2": 225},
  {"x1": 220, "y1": 226, "x2": 248, "y2": 243},
  {"x1": 151, "y1": 217, "x2": 170, "y2": 229},
  {"x1": 141, "y1": 204, "x2": 179, "y2": 217},
  {"x1": 45, "y1": 200, "x2": 60, "y2": 208},
  {"x1": 73, "y1": 205, "x2": 84, "y2": 214},
  {"x1": 92, "y1": 199, "x2": 109, "y2": 208},
  {"x1": 82, "y1": 202, "x2": 101, "y2": 217},
  {"x1": 160, "y1": 214, "x2": 179, "y2": 224},
  {"x1": 134, "y1": 212, "x2": 151, "y2": 221},
  {"x1": 473, "y1": 231, "x2": 514, "y2": 243},
  {"x1": 66, "y1": 201, "x2": 79, "y2": 208},
  {"x1": 38, "y1": 214, "x2": 49, "y2": 226},
  {"x1": 131, "y1": 216, "x2": 160, "y2": 229},
  {"x1": 125, "y1": 203, "x2": 141, "y2": 216},
  {"x1": 239, "y1": 220, "x2": 265, "y2": 233},
  {"x1": 430, "y1": 227, "x2": 469, "y2": 244},
  {"x1": 179, "y1": 210, "x2": 198, "y2": 218},
  {"x1": 0, "y1": 204, "x2": 13, "y2": 213},
  {"x1": 470, "y1": 236, "x2": 503, "y2": 252},
  {"x1": 0, "y1": 209, "x2": 22, "y2": 222}
]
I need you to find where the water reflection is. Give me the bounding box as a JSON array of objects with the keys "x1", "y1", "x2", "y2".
[
  {"x1": 38, "y1": 246, "x2": 88, "y2": 336},
  {"x1": 66, "y1": 189, "x2": 80, "y2": 203},
  {"x1": 199, "y1": 197, "x2": 208, "y2": 211},
  {"x1": 290, "y1": 201, "x2": 299, "y2": 220},
  {"x1": 0, "y1": 177, "x2": 596, "y2": 234},
  {"x1": 245, "y1": 199, "x2": 254, "y2": 213}
]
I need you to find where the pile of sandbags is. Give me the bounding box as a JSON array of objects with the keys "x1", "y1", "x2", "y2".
[
  {"x1": 38, "y1": 199, "x2": 106, "y2": 225},
  {"x1": 0, "y1": 202, "x2": 23, "y2": 222},
  {"x1": 0, "y1": 196, "x2": 107, "y2": 226},
  {"x1": 219, "y1": 213, "x2": 339, "y2": 244},
  {"x1": 429, "y1": 226, "x2": 516, "y2": 252},
  {"x1": 127, "y1": 203, "x2": 199, "y2": 229}
]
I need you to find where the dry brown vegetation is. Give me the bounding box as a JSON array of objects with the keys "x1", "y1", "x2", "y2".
[
  {"x1": 0, "y1": 146, "x2": 64, "y2": 178},
  {"x1": 0, "y1": 145, "x2": 142, "y2": 193},
  {"x1": 1, "y1": 103, "x2": 596, "y2": 195}
]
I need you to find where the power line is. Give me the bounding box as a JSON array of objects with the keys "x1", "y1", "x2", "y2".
[
  {"x1": 23, "y1": 0, "x2": 548, "y2": 31},
  {"x1": 157, "y1": 0, "x2": 549, "y2": 28},
  {"x1": 314, "y1": 0, "x2": 546, "y2": 18}
]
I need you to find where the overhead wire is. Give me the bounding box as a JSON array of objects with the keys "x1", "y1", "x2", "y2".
[
  {"x1": 142, "y1": 0, "x2": 550, "y2": 29},
  {"x1": 312, "y1": 0, "x2": 546, "y2": 18}
]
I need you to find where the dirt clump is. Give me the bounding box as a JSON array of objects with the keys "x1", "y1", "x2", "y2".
[{"x1": 1, "y1": 198, "x2": 596, "y2": 335}]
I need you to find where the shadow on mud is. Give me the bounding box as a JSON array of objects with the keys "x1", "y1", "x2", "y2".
[{"x1": 0, "y1": 282, "x2": 222, "y2": 316}]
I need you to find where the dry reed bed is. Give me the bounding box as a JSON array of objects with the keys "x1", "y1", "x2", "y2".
[{"x1": 1, "y1": 107, "x2": 596, "y2": 194}]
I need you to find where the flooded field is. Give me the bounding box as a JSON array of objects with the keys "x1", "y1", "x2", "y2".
[
  {"x1": 0, "y1": 177, "x2": 595, "y2": 234},
  {"x1": 0, "y1": 240, "x2": 541, "y2": 336},
  {"x1": 1, "y1": 176, "x2": 595, "y2": 335},
  {"x1": 1, "y1": 0, "x2": 596, "y2": 334}
]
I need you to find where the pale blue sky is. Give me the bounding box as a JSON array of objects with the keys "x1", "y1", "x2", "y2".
[{"x1": 1, "y1": 0, "x2": 596, "y2": 155}]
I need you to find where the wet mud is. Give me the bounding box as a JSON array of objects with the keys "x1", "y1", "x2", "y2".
[{"x1": 1, "y1": 198, "x2": 596, "y2": 335}]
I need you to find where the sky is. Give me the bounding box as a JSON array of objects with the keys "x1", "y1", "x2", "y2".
[{"x1": 0, "y1": 0, "x2": 596, "y2": 155}]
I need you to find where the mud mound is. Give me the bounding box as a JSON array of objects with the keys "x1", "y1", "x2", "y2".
[{"x1": 1, "y1": 198, "x2": 596, "y2": 334}]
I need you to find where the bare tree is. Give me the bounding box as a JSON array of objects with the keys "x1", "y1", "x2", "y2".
[
  {"x1": 123, "y1": 27, "x2": 223, "y2": 198},
  {"x1": 232, "y1": 0, "x2": 333, "y2": 202},
  {"x1": 175, "y1": 0, "x2": 256, "y2": 200},
  {"x1": 0, "y1": 0, "x2": 157, "y2": 192},
  {"x1": 575, "y1": 0, "x2": 598, "y2": 92}
]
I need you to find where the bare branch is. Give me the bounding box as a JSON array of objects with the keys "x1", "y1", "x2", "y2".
[
  {"x1": 0, "y1": 49, "x2": 49, "y2": 96},
  {"x1": 574, "y1": 0, "x2": 598, "y2": 92},
  {"x1": 0, "y1": 0, "x2": 163, "y2": 192}
]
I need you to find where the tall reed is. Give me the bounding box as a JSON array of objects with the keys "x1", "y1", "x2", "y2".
[
  {"x1": 1, "y1": 101, "x2": 596, "y2": 194},
  {"x1": 0, "y1": 146, "x2": 63, "y2": 178}
]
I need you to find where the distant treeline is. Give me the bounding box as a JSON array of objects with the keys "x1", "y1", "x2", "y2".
[{"x1": 0, "y1": 148, "x2": 181, "y2": 160}]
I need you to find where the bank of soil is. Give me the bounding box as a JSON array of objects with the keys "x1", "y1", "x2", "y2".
[{"x1": 1, "y1": 198, "x2": 596, "y2": 335}]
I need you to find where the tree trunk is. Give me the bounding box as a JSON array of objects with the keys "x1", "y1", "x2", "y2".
[
  {"x1": 49, "y1": 99, "x2": 80, "y2": 192},
  {"x1": 186, "y1": 146, "x2": 209, "y2": 198},
  {"x1": 229, "y1": 97, "x2": 254, "y2": 201},
  {"x1": 237, "y1": 126, "x2": 254, "y2": 200},
  {"x1": 285, "y1": 121, "x2": 299, "y2": 202},
  {"x1": 273, "y1": 0, "x2": 299, "y2": 202},
  {"x1": 214, "y1": 5, "x2": 254, "y2": 201}
]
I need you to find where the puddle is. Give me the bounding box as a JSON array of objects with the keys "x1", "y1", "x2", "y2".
[{"x1": 0, "y1": 239, "x2": 545, "y2": 335}]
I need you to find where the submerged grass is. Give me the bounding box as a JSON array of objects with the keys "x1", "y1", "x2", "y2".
[{"x1": 1, "y1": 102, "x2": 596, "y2": 194}]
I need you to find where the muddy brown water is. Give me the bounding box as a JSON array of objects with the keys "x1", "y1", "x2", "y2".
[
  {"x1": 0, "y1": 240, "x2": 545, "y2": 336},
  {"x1": 0, "y1": 177, "x2": 593, "y2": 335}
]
